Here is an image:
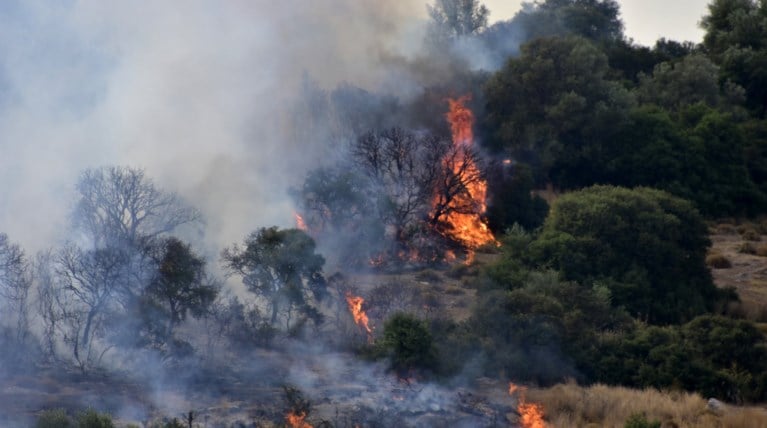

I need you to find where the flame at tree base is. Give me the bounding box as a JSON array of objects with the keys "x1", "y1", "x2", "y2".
[
  {"x1": 437, "y1": 96, "x2": 497, "y2": 250},
  {"x1": 509, "y1": 383, "x2": 546, "y2": 428}
]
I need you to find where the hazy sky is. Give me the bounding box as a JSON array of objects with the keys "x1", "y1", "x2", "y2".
[{"x1": 484, "y1": 0, "x2": 710, "y2": 46}]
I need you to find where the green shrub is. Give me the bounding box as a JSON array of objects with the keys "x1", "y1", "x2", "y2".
[
  {"x1": 381, "y1": 313, "x2": 436, "y2": 376},
  {"x1": 624, "y1": 413, "x2": 661, "y2": 428},
  {"x1": 530, "y1": 186, "x2": 719, "y2": 324},
  {"x1": 76, "y1": 409, "x2": 114, "y2": 428},
  {"x1": 35, "y1": 409, "x2": 72, "y2": 428}
]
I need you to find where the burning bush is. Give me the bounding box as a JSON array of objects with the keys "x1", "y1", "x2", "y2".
[{"x1": 293, "y1": 97, "x2": 497, "y2": 269}]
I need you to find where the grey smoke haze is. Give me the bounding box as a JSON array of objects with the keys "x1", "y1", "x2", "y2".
[{"x1": 0, "y1": 0, "x2": 430, "y2": 253}]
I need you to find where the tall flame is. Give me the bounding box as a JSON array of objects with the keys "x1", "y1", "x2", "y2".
[
  {"x1": 437, "y1": 96, "x2": 496, "y2": 250},
  {"x1": 509, "y1": 383, "x2": 546, "y2": 428},
  {"x1": 345, "y1": 291, "x2": 373, "y2": 341},
  {"x1": 294, "y1": 212, "x2": 308, "y2": 232},
  {"x1": 286, "y1": 410, "x2": 312, "y2": 428}
]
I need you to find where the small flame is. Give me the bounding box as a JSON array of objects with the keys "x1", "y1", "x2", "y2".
[
  {"x1": 294, "y1": 212, "x2": 308, "y2": 232},
  {"x1": 435, "y1": 96, "x2": 497, "y2": 250},
  {"x1": 286, "y1": 410, "x2": 312, "y2": 428},
  {"x1": 345, "y1": 291, "x2": 373, "y2": 341},
  {"x1": 509, "y1": 382, "x2": 546, "y2": 428},
  {"x1": 368, "y1": 254, "x2": 386, "y2": 268}
]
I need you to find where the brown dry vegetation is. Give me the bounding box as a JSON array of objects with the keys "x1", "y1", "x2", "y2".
[
  {"x1": 526, "y1": 382, "x2": 767, "y2": 428},
  {"x1": 710, "y1": 221, "x2": 767, "y2": 323}
]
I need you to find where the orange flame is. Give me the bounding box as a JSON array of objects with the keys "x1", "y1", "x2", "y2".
[
  {"x1": 345, "y1": 291, "x2": 373, "y2": 341},
  {"x1": 509, "y1": 382, "x2": 546, "y2": 428},
  {"x1": 294, "y1": 212, "x2": 308, "y2": 232},
  {"x1": 437, "y1": 96, "x2": 496, "y2": 250},
  {"x1": 286, "y1": 410, "x2": 312, "y2": 428}
]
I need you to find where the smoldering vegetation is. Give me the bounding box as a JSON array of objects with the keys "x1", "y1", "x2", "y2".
[
  {"x1": 0, "y1": 1, "x2": 542, "y2": 427},
  {"x1": 6, "y1": 0, "x2": 767, "y2": 427}
]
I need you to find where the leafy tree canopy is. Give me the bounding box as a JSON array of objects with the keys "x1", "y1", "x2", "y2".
[{"x1": 529, "y1": 185, "x2": 721, "y2": 324}]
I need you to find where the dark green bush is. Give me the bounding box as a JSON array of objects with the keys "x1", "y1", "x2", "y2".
[
  {"x1": 530, "y1": 185, "x2": 720, "y2": 324},
  {"x1": 380, "y1": 313, "x2": 437, "y2": 376},
  {"x1": 76, "y1": 409, "x2": 114, "y2": 428},
  {"x1": 624, "y1": 413, "x2": 661, "y2": 428},
  {"x1": 35, "y1": 409, "x2": 72, "y2": 428}
]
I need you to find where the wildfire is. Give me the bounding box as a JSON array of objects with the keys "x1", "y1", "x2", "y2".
[
  {"x1": 294, "y1": 212, "x2": 308, "y2": 232},
  {"x1": 345, "y1": 291, "x2": 373, "y2": 341},
  {"x1": 286, "y1": 410, "x2": 312, "y2": 428},
  {"x1": 509, "y1": 382, "x2": 546, "y2": 428},
  {"x1": 437, "y1": 96, "x2": 496, "y2": 250}
]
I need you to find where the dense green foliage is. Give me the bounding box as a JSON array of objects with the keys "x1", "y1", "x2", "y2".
[
  {"x1": 222, "y1": 227, "x2": 326, "y2": 327},
  {"x1": 531, "y1": 186, "x2": 719, "y2": 324},
  {"x1": 380, "y1": 313, "x2": 437, "y2": 376},
  {"x1": 35, "y1": 409, "x2": 114, "y2": 428},
  {"x1": 480, "y1": 0, "x2": 767, "y2": 218}
]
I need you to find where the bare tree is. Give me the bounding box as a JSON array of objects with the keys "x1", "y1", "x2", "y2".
[
  {"x1": 0, "y1": 234, "x2": 31, "y2": 341},
  {"x1": 73, "y1": 166, "x2": 202, "y2": 247},
  {"x1": 55, "y1": 245, "x2": 130, "y2": 367},
  {"x1": 428, "y1": 143, "x2": 485, "y2": 226},
  {"x1": 350, "y1": 128, "x2": 486, "y2": 242},
  {"x1": 351, "y1": 128, "x2": 451, "y2": 242}
]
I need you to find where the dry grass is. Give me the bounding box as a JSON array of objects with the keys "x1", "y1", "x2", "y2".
[
  {"x1": 716, "y1": 223, "x2": 738, "y2": 235},
  {"x1": 706, "y1": 253, "x2": 733, "y2": 269},
  {"x1": 525, "y1": 381, "x2": 767, "y2": 428}
]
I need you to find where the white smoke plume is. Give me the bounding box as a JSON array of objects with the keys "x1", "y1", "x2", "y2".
[{"x1": 0, "y1": 0, "x2": 430, "y2": 253}]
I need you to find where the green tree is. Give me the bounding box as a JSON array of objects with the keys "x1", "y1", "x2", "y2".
[
  {"x1": 381, "y1": 313, "x2": 436, "y2": 376},
  {"x1": 483, "y1": 36, "x2": 633, "y2": 187},
  {"x1": 143, "y1": 237, "x2": 218, "y2": 339},
  {"x1": 636, "y1": 54, "x2": 742, "y2": 111},
  {"x1": 594, "y1": 315, "x2": 767, "y2": 401},
  {"x1": 602, "y1": 104, "x2": 764, "y2": 217},
  {"x1": 509, "y1": 0, "x2": 624, "y2": 43},
  {"x1": 76, "y1": 409, "x2": 114, "y2": 428},
  {"x1": 485, "y1": 163, "x2": 549, "y2": 232},
  {"x1": 530, "y1": 186, "x2": 720, "y2": 324},
  {"x1": 222, "y1": 227, "x2": 326, "y2": 328},
  {"x1": 701, "y1": 0, "x2": 767, "y2": 116},
  {"x1": 427, "y1": 0, "x2": 489, "y2": 44}
]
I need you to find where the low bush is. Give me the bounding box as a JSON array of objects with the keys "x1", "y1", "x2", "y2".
[
  {"x1": 35, "y1": 409, "x2": 72, "y2": 428},
  {"x1": 706, "y1": 253, "x2": 732, "y2": 269},
  {"x1": 737, "y1": 242, "x2": 757, "y2": 254}
]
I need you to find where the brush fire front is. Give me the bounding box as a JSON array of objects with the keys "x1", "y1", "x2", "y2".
[{"x1": 293, "y1": 95, "x2": 498, "y2": 269}]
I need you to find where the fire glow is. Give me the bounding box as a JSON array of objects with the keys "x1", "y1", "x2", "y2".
[
  {"x1": 345, "y1": 291, "x2": 373, "y2": 341},
  {"x1": 509, "y1": 382, "x2": 546, "y2": 428},
  {"x1": 437, "y1": 96, "x2": 496, "y2": 251},
  {"x1": 286, "y1": 410, "x2": 312, "y2": 428},
  {"x1": 294, "y1": 212, "x2": 308, "y2": 232}
]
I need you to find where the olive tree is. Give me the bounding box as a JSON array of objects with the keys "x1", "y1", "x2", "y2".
[{"x1": 222, "y1": 227, "x2": 326, "y2": 329}]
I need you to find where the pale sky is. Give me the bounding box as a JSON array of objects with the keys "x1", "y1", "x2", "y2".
[{"x1": 483, "y1": 0, "x2": 710, "y2": 46}]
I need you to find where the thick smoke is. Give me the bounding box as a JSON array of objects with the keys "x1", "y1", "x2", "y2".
[{"x1": 0, "y1": 0, "x2": 431, "y2": 253}]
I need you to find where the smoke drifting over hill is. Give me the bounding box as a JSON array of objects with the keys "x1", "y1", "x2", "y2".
[{"x1": 0, "y1": 0, "x2": 438, "y2": 252}]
